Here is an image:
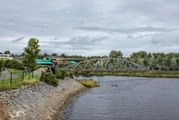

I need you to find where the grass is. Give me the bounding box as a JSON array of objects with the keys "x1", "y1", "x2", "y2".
[
  {"x1": 76, "y1": 79, "x2": 99, "y2": 88},
  {"x1": 0, "y1": 68, "x2": 42, "y2": 91},
  {"x1": 7, "y1": 68, "x2": 23, "y2": 74},
  {"x1": 21, "y1": 79, "x2": 39, "y2": 86},
  {"x1": 0, "y1": 72, "x2": 40, "y2": 91},
  {"x1": 0, "y1": 78, "x2": 40, "y2": 91}
]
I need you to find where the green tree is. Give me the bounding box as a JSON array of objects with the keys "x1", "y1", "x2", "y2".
[
  {"x1": 60, "y1": 53, "x2": 66, "y2": 58},
  {"x1": 176, "y1": 58, "x2": 179, "y2": 66},
  {"x1": 4, "y1": 50, "x2": 11, "y2": 54},
  {"x1": 131, "y1": 51, "x2": 148, "y2": 59},
  {"x1": 164, "y1": 56, "x2": 172, "y2": 67},
  {"x1": 109, "y1": 50, "x2": 123, "y2": 58},
  {"x1": 143, "y1": 58, "x2": 149, "y2": 66},
  {"x1": 148, "y1": 53, "x2": 152, "y2": 58},
  {"x1": 0, "y1": 59, "x2": 5, "y2": 72},
  {"x1": 51, "y1": 53, "x2": 58, "y2": 56},
  {"x1": 22, "y1": 38, "x2": 40, "y2": 71}
]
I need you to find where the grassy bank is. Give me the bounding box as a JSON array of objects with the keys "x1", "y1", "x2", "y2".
[
  {"x1": 76, "y1": 79, "x2": 99, "y2": 88},
  {"x1": 74, "y1": 70, "x2": 179, "y2": 78},
  {"x1": 0, "y1": 79, "x2": 40, "y2": 91},
  {"x1": 0, "y1": 73, "x2": 40, "y2": 91}
]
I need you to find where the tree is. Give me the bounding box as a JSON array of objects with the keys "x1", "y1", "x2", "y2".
[
  {"x1": 22, "y1": 38, "x2": 40, "y2": 71},
  {"x1": 176, "y1": 58, "x2": 179, "y2": 66},
  {"x1": 164, "y1": 56, "x2": 172, "y2": 67},
  {"x1": 143, "y1": 58, "x2": 149, "y2": 66},
  {"x1": 148, "y1": 53, "x2": 152, "y2": 58},
  {"x1": 60, "y1": 53, "x2": 66, "y2": 58},
  {"x1": 51, "y1": 53, "x2": 58, "y2": 56},
  {"x1": 4, "y1": 50, "x2": 11, "y2": 54},
  {"x1": 0, "y1": 59, "x2": 5, "y2": 72},
  {"x1": 131, "y1": 51, "x2": 147, "y2": 59},
  {"x1": 5, "y1": 59, "x2": 24, "y2": 70},
  {"x1": 109, "y1": 50, "x2": 123, "y2": 58}
]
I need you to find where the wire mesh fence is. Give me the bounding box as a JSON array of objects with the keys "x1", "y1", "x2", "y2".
[{"x1": 0, "y1": 70, "x2": 41, "y2": 86}]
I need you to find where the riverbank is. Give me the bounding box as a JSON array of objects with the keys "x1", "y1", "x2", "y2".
[
  {"x1": 0, "y1": 78, "x2": 86, "y2": 120},
  {"x1": 74, "y1": 70, "x2": 179, "y2": 78},
  {"x1": 76, "y1": 79, "x2": 100, "y2": 88}
]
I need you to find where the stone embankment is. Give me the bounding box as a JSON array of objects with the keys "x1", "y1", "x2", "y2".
[{"x1": 0, "y1": 78, "x2": 86, "y2": 120}]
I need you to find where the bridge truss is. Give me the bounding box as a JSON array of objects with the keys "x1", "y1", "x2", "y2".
[{"x1": 60, "y1": 58, "x2": 149, "y2": 71}]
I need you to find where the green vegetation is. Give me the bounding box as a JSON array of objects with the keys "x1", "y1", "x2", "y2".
[
  {"x1": 8, "y1": 68, "x2": 23, "y2": 74},
  {"x1": 76, "y1": 79, "x2": 99, "y2": 88},
  {"x1": 129, "y1": 51, "x2": 179, "y2": 70},
  {"x1": 40, "y1": 71, "x2": 73, "y2": 87},
  {"x1": 5, "y1": 59, "x2": 24, "y2": 70},
  {"x1": 0, "y1": 70, "x2": 40, "y2": 91},
  {"x1": 109, "y1": 50, "x2": 123, "y2": 58},
  {"x1": 0, "y1": 78, "x2": 40, "y2": 91},
  {"x1": 75, "y1": 71, "x2": 179, "y2": 78},
  {"x1": 0, "y1": 59, "x2": 5, "y2": 72},
  {"x1": 0, "y1": 84, "x2": 12, "y2": 91},
  {"x1": 55, "y1": 71, "x2": 63, "y2": 79},
  {"x1": 22, "y1": 38, "x2": 40, "y2": 72},
  {"x1": 40, "y1": 72, "x2": 58, "y2": 86},
  {"x1": 20, "y1": 79, "x2": 39, "y2": 86},
  {"x1": 4, "y1": 50, "x2": 11, "y2": 54}
]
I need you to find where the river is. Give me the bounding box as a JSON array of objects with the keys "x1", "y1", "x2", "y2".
[{"x1": 64, "y1": 76, "x2": 179, "y2": 120}]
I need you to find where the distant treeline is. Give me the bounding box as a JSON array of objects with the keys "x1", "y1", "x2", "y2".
[{"x1": 54, "y1": 50, "x2": 179, "y2": 70}]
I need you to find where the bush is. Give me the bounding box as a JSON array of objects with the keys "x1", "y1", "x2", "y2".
[
  {"x1": 56, "y1": 71, "x2": 74, "y2": 80},
  {"x1": 40, "y1": 72, "x2": 58, "y2": 86},
  {"x1": 5, "y1": 59, "x2": 24, "y2": 70},
  {"x1": 61, "y1": 71, "x2": 71, "y2": 77},
  {"x1": 55, "y1": 71, "x2": 62, "y2": 79}
]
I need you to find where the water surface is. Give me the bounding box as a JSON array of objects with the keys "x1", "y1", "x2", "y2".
[{"x1": 64, "y1": 76, "x2": 179, "y2": 120}]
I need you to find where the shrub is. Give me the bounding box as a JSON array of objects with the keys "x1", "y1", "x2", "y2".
[
  {"x1": 40, "y1": 72, "x2": 58, "y2": 86},
  {"x1": 55, "y1": 71, "x2": 62, "y2": 79},
  {"x1": 62, "y1": 71, "x2": 71, "y2": 77}
]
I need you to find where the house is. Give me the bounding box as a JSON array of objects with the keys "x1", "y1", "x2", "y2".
[{"x1": 0, "y1": 54, "x2": 13, "y2": 60}]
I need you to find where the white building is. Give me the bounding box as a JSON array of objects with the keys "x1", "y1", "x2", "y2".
[{"x1": 0, "y1": 54, "x2": 13, "y2": 60}]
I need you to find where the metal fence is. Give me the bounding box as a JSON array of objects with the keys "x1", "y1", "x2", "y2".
[{"x1": 0, "y1": 70, "x2": 41, "y2": 85}]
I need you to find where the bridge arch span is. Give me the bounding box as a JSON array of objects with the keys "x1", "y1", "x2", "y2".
[{"x1": 60, "y1": 58, "x2": 148, "y2": 71}]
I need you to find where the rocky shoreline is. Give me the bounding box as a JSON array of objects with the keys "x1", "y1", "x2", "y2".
[{"x1": 0, "y1": 78, "x2": 86, "y2": 120}]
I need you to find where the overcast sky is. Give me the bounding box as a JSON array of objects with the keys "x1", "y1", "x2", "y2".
[{"x1": 0, "y1": 0, "x2": 179, "y2": 56}]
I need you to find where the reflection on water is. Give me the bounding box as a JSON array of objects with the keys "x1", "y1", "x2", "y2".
[{"x1": 64, "y1": 76, "x2": 179, "y2": 120}]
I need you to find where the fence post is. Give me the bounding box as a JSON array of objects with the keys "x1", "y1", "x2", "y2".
[
  {"x1": 22, "y1": 72, "x2": 24, "y2": 81},
  {"x1": 10, "y1": 72, "x2": 12, "y2": 84},
  {"x1": 32, "y1": 71, "x2": 34, "y2": 79},
  {"x1": 28, "y1": 72, "x2": 30, "y2": 80}
]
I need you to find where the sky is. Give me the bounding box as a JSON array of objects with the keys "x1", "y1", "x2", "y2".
[{"x1": 0, "y1": 0, "x2": 179, "y2": 56}]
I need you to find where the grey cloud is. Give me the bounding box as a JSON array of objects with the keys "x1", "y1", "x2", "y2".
[
  {"x1": 1, "y1": 0, "x2": 179, "y2": 56},
  {"x1": 150, "y1": 32, "x2": 179, "y2": 46},
  {"x1": 12, "y1": 37, "x2": 25, "y2": 43},
  {"x1": 51, "y1": 36, "x2": 108, "y2": 46},
  {"x1": 52, "y1": 37, "x2": 59, "y2": 40},
  {"x1": 54, "y1": 46, "x2": 91, "y2": 51},
  {"x1": 74, "y1": 26, "x2": 179, "y2": 34}
]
